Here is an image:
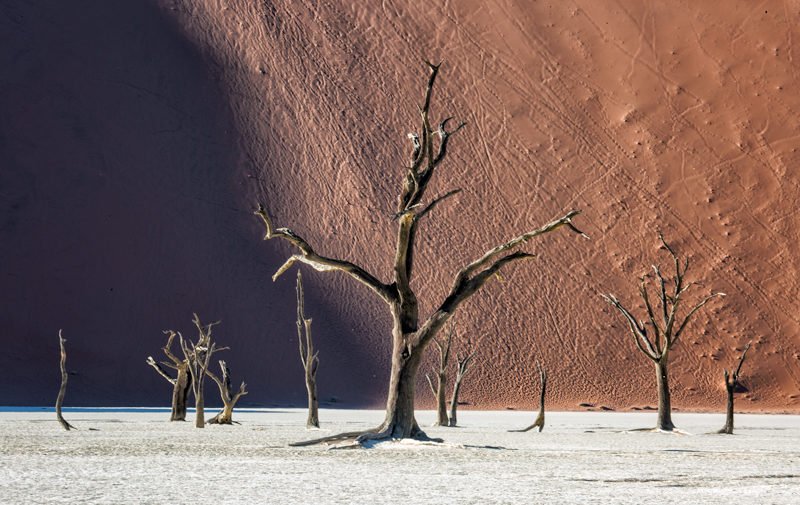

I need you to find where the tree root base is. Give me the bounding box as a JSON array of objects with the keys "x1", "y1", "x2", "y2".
[
  {"x1": 290, "y1": 426, "x2": 444, "y2": 449},
  {"x1": 625, "y1": 427, "x2": 691, "y2": 435}
]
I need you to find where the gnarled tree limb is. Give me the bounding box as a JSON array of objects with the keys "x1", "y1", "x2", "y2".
[{"x1": 255, "y1": 205, "x2": 393, "y2": 302}]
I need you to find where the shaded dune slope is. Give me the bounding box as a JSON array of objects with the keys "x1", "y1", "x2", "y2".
[{"x1": 2, "y1": 0, "x2": 799, "y2": 411}]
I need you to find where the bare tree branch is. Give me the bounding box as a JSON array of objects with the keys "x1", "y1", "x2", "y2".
[
  {"x1": 601, "y1": 294, "x2": 659, "y2": 360},
  {"x1": 417, "y1": 188, "x2": 462, "y2": 220},
  {"x1": 146, "y1": 356, "x2": 176, "y2": 385},
  {"x1": 456, "y1": 210, "x2": 586, "y2": 286},
  {"x1": 733, "y1": 342, "x2": 751, "y2": 380},
  {"x1": 718, "y1": 341, "x2": 752, "y2": 434},
  {"x1": 673, "y1": 292, "x2": 726, "y2": 343},
  {"x1": 255, "y1": 205, "x2": 393, "y2": 302}
]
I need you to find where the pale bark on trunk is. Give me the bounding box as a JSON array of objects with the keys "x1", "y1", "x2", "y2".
[
  {"x1": 180, "y1": 314, "x2": 224, "y2": 429},
  {"x1": 206, "y1": 360, "x2": 247, "y2": 425},
  {"x1": 434, "y1": 373, "x2": 447, "y2": 426},
  {"x1": 448, "y1": 344, "x2": 476, "y2": 427},
  {"x1": 259, "y1": 62, "x2": 586, "y2": 447},
  {"x1": 296, "y1": 271, "x2": 320, "y2": 428},
  {"x1": 426, "y1": 325, "x2": 452, "y2": 427},
  {"x1": 194, "y1": 383, "x2": 205, "y2": 428},
  {"x1": 208, "y1": 404, "x2": 234, "y2": 425},
  {"x1": 447, "y1": 376, "x2": 462, "y2": 427},
  {"x1": 56, "y1": 330, "x2": 75, "y2": 431},
  {"x1": 305, "y1": 375, "x2": 319, "y2": 428}
]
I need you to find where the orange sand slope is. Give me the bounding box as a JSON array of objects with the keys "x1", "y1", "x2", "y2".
[{"x1": 2, "y1": 1, "x2": 798, "y2": 411}]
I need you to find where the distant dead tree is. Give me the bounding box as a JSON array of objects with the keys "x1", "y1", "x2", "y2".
[
  {"x1": 509, "y1": 361, "x2": 547, "y2": 432},
  {"x1": 718, "y1": 342, "x2": 751, "y2": 435},
  {"x1": 179, "y1": 314, "x2": 225, "y2": 428},
  {"x1": 56, "y1": 330, "x2": 75, "y2": 431},
  {"x1": 447, "y1": 341, "x2": 477, "y2": 427},
  {"x1": 602, "y1": 234, "x2": 724, "y2": 431},
  {"x1": 256, "y1": 62, "x2": 585, "y2": 446},
  {"x1": 206, "y1": 360, "x2": 248, "y2": 425},
  {"x1": 426, "y1": 323, "x2": 453, "y2": 426},
  {"x1": 426, "y1": 321, "x2": 476, "y2": 427},
  {"x1": 146, "y1": 330, "x2": 192, "y2": 421},
  {"x1": 296, "y1": 271, "x2": 320, "y2": 428}
]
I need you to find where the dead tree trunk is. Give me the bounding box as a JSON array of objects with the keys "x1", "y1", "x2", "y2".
[
  {"x1": 146, "y1": 330, "x2": 193, "y2": 421},
  {"x1": 602, "y1": 234, "x2": 724, "y2": 432},
  {"x1": 448, "y1": 343, "x2": 476, "y2": 427},
  {"x1": 509, "y1": 361, "x2": 547, "y2": 432},
  {"x1": 655, "y1": 355, "x2": 674, "y2": 431},
  {"x1": 56, "y1": 330, "x2": 75, "y2": 431},
  {"x1": 206, "y1": 360, "x2": 248, "y2": 425},
  {"x1": 179, "y1": 314, "x2": 225, "y2": 429},
  {"x1": 426, "y1": 323, "x2": 452, "y2": 426},
  {"x1": 718, "y1": 343, "x2": 751, "y2": 434},
  {"x1": 256, "y1": 62, "x2": 586, "y2": 446},
  {"x1": 296, "y1": 271, "x2": 320, "y2": 428}
]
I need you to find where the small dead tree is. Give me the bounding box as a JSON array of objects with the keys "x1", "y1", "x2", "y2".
[
  {"x1": 509, "y1": 361, "x2": 547, "y2": 432},
  {"x1": 146, "y1": 330, "x2": 192, "y2": 421},
  {"x1": 718, "y1": 342, "x2": 751, "y2": 434},
  {"x1": 256, "y1": 62, "x2": 586, "y2": 446},
  {"x1": 426, "y1": 323, "x2": 453, "y2": 426},
  {"x1": 179, "y1": 314, "x2": 225, "y2": 428},
  {"x1": 206, "y1": 360, "x2": 248, "y2": 425},
  {"x1": 602, "y1": 234, "x2": 724, "y2": 431},
  {"x1": 56, "y1": 329, "x2": 75, "y2": 431},
  {"x1": 447, "y1": 342, "x2": 476, "y2": 427},
  {"x1": 296, "y1": 271, "x2": 320, "y2": 428}
]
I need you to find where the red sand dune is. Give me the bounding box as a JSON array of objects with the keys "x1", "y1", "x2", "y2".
[{"x1": 2, "y1": 0, "x2": 799, "y2": 412}]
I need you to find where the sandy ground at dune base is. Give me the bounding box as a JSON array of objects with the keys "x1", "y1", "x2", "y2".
[{"x1": 1, "y1": 409, "x2": 798, "y2": 504}]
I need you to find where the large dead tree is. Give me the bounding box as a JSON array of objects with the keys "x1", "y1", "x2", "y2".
[
  {"x1": 602, "y1": 234, "x2": 724, "y2": 431},
  {"x1": 426, "y1": 322, "x2": 453, "y2": 426},
  {"x1": 56, "y1": 330, "x2": 75, "y2": 431},
  {"x1": 146, "y1": 330, "x2": 192, "y2": 421},
  {"x1": 447, "y1": 341, "x2": 476, "y2": 427},
  {"x1": 256, "y1": 62, "x2": 585, "y2": 446},
  {"x1": 718, "y1": 342, "x2": 751, "y2": 435},
  {"x1": 296, "y1": 271, "x2": 320, "y2": 428},
  {"x1": 509, "y1": 361, "x2": 547, "y2": 433},
  {"x1": 206, "y1": 360, "x2": 248, "y2": 425},
  {"x1": 179, "y1": 314, "x2": 225, "y2": 428}
]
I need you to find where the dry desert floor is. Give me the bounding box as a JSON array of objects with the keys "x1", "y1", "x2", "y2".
[{"x1": 1, "y1": 409, "x2": 798, "y2": 504}]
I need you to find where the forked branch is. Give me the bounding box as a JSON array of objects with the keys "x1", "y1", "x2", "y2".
[
  {"x1": 448, "y1": 337, "x2": 477, "y2": 427},
  {"x1": 718, "y1": 342, "x2": 752, "y2": 434},
  {"x1": 255, "y1": 205, "x2": 392, "y2": 301},
  {"x1": 415, "y1": 211, "x2": 586, "y2": 348}
]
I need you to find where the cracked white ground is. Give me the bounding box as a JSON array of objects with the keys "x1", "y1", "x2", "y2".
[{"x1": 1, "y1": 409, "x2": 798, "y2": 504}]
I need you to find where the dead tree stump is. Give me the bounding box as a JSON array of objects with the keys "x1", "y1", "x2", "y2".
[
  {"x1": 206, "y1": 360, "x2": 247, "y2": 425},
  {"x1": 509, "y1": 361, "x2": 547, "y2": 432},
  {"x1": 718, "y1": 342, "x2": 751, "y2": 435},
  {"x1": 56, "y1": 330, "x2": 75, "y2": 431}
]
